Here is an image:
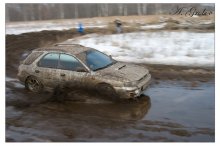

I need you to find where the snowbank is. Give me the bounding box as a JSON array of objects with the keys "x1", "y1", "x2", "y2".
[
  {"x1": 76, "y1": 31, "x2": 214, "y2": 67},
  {"x1": 6, "y1": 21, "x2": 107, "y2": 35},
  {"x1": 140, "y1": 23, "x2": 166, "y2": 29}
]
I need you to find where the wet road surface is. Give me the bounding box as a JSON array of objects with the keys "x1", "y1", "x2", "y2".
[{"x1": 6, "y1": 78, "x2": 214, "y2": 142}]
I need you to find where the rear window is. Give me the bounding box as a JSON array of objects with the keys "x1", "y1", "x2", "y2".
[{"x1": 24, "y1": 52, "x2": 43, "y2": 65}]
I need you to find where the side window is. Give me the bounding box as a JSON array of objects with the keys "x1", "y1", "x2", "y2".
[
  {"x1": 38, "y1": 53, "x2": 59, "y2": 68},
  {"x1": 59, "y1": 54, "x2": 85, "y2": 71}
]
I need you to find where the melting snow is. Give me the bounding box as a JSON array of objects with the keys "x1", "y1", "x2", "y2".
[
  {"x1": 76, "y1": 31, "x2": 214, "y2": 67},
  {"x1": 140, "y1": 23, "x2": 166, "y2": 29},
  {"x1": 6, "y1": 21, "x2": 107, "y2": 35}
]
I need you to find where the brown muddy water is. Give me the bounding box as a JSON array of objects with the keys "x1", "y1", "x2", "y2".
[{"x1": 6, "y1": 77, "x2": 214, "y2": 142}]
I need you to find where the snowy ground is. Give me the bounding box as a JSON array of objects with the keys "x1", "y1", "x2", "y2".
[
  {"x1": 70, "y1": 31, "x2": 214, "y2": 67},
  {"x1": 6, "y1": 20, "x2": 107, "y2": 35}
]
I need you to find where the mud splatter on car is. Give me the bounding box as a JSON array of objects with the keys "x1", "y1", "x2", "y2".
[{"x1": 17, "y1": 44, "x2": 151, "y2": 100}]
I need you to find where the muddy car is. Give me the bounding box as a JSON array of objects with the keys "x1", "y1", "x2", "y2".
[{"x1": 17, "y1": 44, "x2": 151, "y2": 99}]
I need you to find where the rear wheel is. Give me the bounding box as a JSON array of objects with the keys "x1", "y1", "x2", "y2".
[{"x1": 25, "y1": 76, "x2": 43, "y2": 93}]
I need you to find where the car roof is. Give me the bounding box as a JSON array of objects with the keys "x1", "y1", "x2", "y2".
[{"x1": 34, "y1": 44, "x2": 92, "y2": 55}]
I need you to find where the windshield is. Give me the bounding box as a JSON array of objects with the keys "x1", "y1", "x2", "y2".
[{"x1": 79, "y1": 50, "x2": 116, "y2": 71}]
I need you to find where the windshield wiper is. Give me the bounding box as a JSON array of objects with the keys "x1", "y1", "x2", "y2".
[
  {"x1": 118, "y1": 64, "x2": 126, "y2": 70},
  {"x1": 94, "y1": 61, "x2": 117, "y2": 71}
]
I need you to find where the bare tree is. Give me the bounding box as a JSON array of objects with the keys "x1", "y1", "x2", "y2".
[
  {"x1": 104, "y1": 4, "x2": 109, "y2": 16},
  {"x1": 123, "y1": 4, "x2": 127, "y2": 16},
  {"x1": 5, "y1": 4, "x2": 10, "y2": 22},
  {"x1": 118, "y1": 4, "x2": 123, "y2": 16},
  {"x1": 37, "y1": 4, "x2": 42, "y2": 20},
  {"x1": 137, "y1": 3, "x2": 142, "y2": 15},
  {"x1": 97, "y1": 4, "x2": 102, "y2": 17},
  {"x1": 74, "y1": 4, "x2": 78, "y2": 18},
  {"x1": 59, "y1": 4, "x2": 64, "y2": 19},
  {"x1": 142, "y1": 3, "x2": 147, "y2": 15}
]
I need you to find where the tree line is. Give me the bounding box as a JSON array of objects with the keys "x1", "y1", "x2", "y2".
[{"x1": 5, "y1": 3, "x2": 214, "y2": 22}]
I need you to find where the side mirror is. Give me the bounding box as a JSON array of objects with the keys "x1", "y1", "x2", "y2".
[{"x1": 76, "y1": 67, "x2": 88, "y2": 72}]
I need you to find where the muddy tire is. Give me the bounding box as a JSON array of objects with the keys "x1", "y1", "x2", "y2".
[
  {"x1": 96, "y1": 83, "x2": 119, "y2": 101},
  {"x1": 25, "y1": 76, "x2": 43, "y2": 93}
]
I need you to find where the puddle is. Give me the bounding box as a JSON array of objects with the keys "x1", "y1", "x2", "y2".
[{"x1": 5, "y1": 80, "x2": 214, "y2": 142}]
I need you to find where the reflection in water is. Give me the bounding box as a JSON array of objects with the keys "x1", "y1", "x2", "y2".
[
  {"x1": 35, "y1": 95, "x2": 151, "y2": 121},
  {"x1": 6, "y1": 78, "x2": 151, "y2": 122}
]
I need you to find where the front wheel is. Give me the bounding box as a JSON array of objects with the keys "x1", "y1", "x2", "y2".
[
  {"x1": 96, "y1": 83, "x2": 119, "y2": 101},
  {"x1": 25, "y1": 76, "x2": 43, "y2": 93}
]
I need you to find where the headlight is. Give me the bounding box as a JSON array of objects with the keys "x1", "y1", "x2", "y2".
[
  {"x1": 134, "y1": 89, "x2": 140, "y2": 94},
  {"x1": 124, "y1": 81, "x2": 138, "y2": 87}
]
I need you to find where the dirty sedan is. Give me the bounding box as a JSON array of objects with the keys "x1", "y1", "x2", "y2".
[{"x1": 17, "y1": 44, "x2": 151, "y2": 100}]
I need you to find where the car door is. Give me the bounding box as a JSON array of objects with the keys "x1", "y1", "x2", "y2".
[
  {"x1": 57, "y1": 53, "x2": 90, "y2": 89},
  {"x1": 34, "y1": 52, "x2": 61, "y2": 87}
]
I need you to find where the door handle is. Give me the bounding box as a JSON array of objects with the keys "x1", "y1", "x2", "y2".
[
  {"x1": 35, "y1": 70, "x2": 40, "y2": 73},
  {"x1": 60, "y1": 73, "x2": 65, "y2": 77}
]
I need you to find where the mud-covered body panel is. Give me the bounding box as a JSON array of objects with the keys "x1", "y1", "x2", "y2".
[{"x1": 97, "y1": 62, "x2": 149, "y2": 82}]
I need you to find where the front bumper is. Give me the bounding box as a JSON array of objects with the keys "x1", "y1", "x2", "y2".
[{"x1": 115, "y1": 74, "x2": 151, "y2": 99}]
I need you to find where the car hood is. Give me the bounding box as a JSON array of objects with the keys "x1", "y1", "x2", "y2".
[{"x1": 97, "y1": 62, "x2": 149, "y2": 82}]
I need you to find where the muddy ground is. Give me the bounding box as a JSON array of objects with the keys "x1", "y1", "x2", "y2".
[{"x1": 6, "y1": 27, "x2": 215, "y2": 142}]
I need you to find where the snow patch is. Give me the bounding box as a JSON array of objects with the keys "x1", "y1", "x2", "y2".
[
  {"x1": 6, "y1": 21, "x2": 107, "y2": 35},
  {"x1": 140, "y1": 23, "x2": 166, "y2": 29},
  {"x1": 76, "y1": 31, "x2": 214, "y2": 67}
]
